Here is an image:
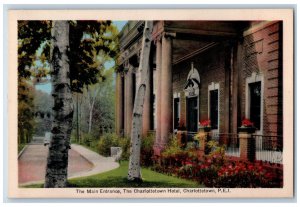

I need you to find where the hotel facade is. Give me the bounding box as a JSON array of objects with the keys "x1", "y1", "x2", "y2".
[{"x1": 115, "y1": 21, "x2": 283, "y2": 157}]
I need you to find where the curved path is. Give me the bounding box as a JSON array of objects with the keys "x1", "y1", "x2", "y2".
[
  {"x1": 69, "y1": 144, "x2": 119, "y2": 179},
  {"x1": 18, "y1": 141, "x2": 119, "y2": 186}
]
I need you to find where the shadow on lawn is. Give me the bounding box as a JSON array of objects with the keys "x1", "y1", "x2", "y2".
[{"x1": 67, "y1": 176, "x2": 197, "y2": 188}]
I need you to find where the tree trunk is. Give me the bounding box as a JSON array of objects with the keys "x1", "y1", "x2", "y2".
[
  {"x1": 44, "y1": 21, "x2": 73, "y2": 188},
  {"x1": 88, "y1": 105, "x2": 93, "y2": 134},
  {"x1": 79, "y1": 99, "x2": 82, "y2": 143},
  {"x1": 127, "y1": 21, "x2": 153, "y2": 181},
  {"x1": 87, "y1": 87, "x2": 100, "y2": 134},
  {"x1": 76, "y1": 93, "x2": 79, "y2": 142}
]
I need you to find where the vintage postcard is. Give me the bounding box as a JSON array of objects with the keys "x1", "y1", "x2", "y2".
[{"x1": 7, "y1": 9, "x2": 294, "y2": 198}]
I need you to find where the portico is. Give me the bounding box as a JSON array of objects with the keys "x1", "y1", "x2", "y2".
[{"x1": 116, "y1": 20, "x2": 283, "y2": 156}]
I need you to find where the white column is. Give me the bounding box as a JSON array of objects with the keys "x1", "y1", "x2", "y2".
[{"x1": 160, "y1": 33, "x2": 174, "y2": 146}]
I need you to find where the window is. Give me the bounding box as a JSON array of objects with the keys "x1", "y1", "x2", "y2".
[
  {"x1": 210, "y1": 89, "x2": 219, "y2": 130},
  {"x1": 245, "y1": 72, "x2": 264, "y2": 133},
  {"x1": 249, "y1": 82, "x2": 261, "y2": 130},
  {"x1": 208, "y1": 82, "x2": 219, "y2": 131},
  {"x1": 173, "y1": 97, "x2": 180, "y2": 130}
]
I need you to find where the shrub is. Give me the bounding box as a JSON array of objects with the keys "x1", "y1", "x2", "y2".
[
  {"x1": 97, "y1": 133, "x2": 119, "y2": 156},
  {"x1": 70, "y1": 132, "x2": 99, "y2": 153},
  {"x1": 97, "y1": 133, "x2": 130, "y2": 160},
  {"x1": 118, "y1": 136, "x2": 130, "y2": 161},
  {"x1": 207, "y1": 141, "x2": 226, "y2": 166},
  {"x1": 154, "y1": 135, "x2": 199, "y2": 175},
  {"x1": 141, "y1": 133, "x2": 155, "y2": 166},
  {"x1": 81, "y1": 133, "x2": 94, "y2": 147},
  {"x1": 70, "y1": 131, "x2": 77, "y2": 143},
  {"x1": 161, "y1": 135, "x2": 187, "y2": 167},
  {"x1": 161, "y1": 135, "x2": 183, "y2": 158}
]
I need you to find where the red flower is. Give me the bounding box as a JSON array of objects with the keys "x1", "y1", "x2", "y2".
[
  {"x1": 248, "y1": 164, "x2": 254, "y2": 170},
  {"x1": 257, "y1": 166, "x2": 263, "y2": 172},
  {"x1": 199, "y1": 120, "x2": 211, "y2": 127},
  {"x1": 242, "y1": 118, "x2": 254, "y2": 127},
  {"x1": 185, "y1": 161, "x2": 193, "y2": 165}
]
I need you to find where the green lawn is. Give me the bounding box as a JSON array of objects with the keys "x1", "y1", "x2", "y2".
[
  {"x1": 24, "y1": 161, "x2": 202, "y2": 188},
  {"x1": 18, "y1": 143, "x2": 26, "y2": 154}
]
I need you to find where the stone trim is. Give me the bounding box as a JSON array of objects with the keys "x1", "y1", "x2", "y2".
[
  {"x1": 243, "y1": 21, "x2": 280, "y2": 37},
  {"x1": 184, "y1": 62, "x2": 200, "y2": 98}
]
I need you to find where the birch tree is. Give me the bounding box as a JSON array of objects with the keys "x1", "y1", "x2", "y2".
[
  {"x1": 18, "y1": 20, "x2": 118, "y2": 187},
  {"x1": 86, "y1": 85, "x2": 101, "y2": 134},
  {"x1": 83, "y1": 68, "x2": 115, "y2": 135},
  {"x1": 128, "y1": 21, "x2": 153, "y2": 181},
  {"x1": 44, "y1": 21, "x2": 73, "y2": 188}
]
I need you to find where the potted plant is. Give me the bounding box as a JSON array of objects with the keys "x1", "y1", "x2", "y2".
[
  {"x1": 238, "y1": 118, "x2": 256, "y2": 133},
  {"x1": 199, "y1": 119, "x2": 211, "y2": 132}
]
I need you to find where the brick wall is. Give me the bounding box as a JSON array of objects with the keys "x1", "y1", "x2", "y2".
[
  {"x1": 172, "y1": 45, "x2": 227, "y2": 133},
  {"x1": 172, "y1": 21, "x2": 282, "y2": 136},
  {"x1": 241, "y1": 21, "x2": 283, "y2": 136}
]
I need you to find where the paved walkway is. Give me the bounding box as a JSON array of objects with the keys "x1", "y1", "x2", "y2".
[
  {"x1": 19, "y1": 143, "x2": 119, "y2": 186},
  {"x1": 69, "y1": 144, "x2": 119, "y2": 179}
]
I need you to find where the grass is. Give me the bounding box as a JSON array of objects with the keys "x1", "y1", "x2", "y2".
[
  {"x1": 78, "y1": 140, "x2": 99, "y2": 154},
  {"x1": 71, "y1": 138, "x2": 99, "y2": 154},
  {"x1": 18, "y1": 143, "x2": 26, "y2": 154},
  {"x1": 24, "y1": 161, "x2": 202, "y2": 188}
]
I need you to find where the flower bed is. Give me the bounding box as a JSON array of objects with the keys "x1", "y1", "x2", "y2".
[
  {"x1": 214, "y1": 160, "x2": 283, "y2": 188},
  {"x1": 153, "y1": 136, "x2": 283, "y2": 188}
]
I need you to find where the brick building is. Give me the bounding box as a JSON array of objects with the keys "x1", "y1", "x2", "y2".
[{"x1": 115, "y1": 21, "x2": 283, "y2": 156}]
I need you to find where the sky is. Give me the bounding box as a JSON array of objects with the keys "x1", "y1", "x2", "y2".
[{"x1": 35, "y1": 21, "x2": 128, "y2": 94}]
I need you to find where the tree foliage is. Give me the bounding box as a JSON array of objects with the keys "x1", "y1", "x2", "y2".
[
  {"x1": 18, "y1": 20, "x2": 119, "y2": 142},
  {"x1": 33, "y1": 90, "x2": 53, "y2": 135},
  {"x1": 76, "y1": 67, "x2": 116, "y2": 137},
  {"x1": 69, "y1": 21, "x2": 119, "y2": 92},
  {"x1": 18, "y1": 78, "x2": 35, "y2": 144},
  {"x1": 18, "y1": 21, "x2": 51, "y2": 144},
  {"x1": 18, "y1": 21, "x2": 51, "y2": 79},
  {"x1": 18, "y1": 20, "x2": 119, "y2": 93}
]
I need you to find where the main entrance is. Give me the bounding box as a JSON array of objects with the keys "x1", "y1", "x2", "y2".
[
  {"x1": 184, "y1": 63, "x2": 200, "y2": 141},
  {"x1": 186, "y1": 96, "x2": 198, "y2": 141}
]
